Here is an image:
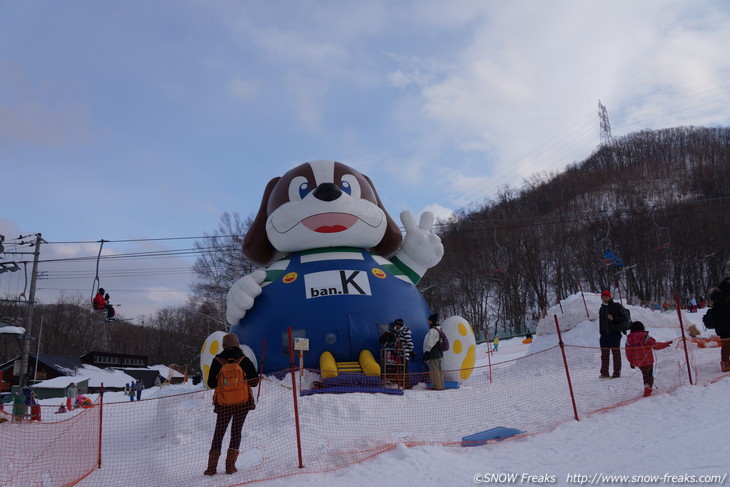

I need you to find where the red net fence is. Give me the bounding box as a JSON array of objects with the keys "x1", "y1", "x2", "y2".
[{"x1": 1, "y1": 332, "x2": 728, "y2": 487}]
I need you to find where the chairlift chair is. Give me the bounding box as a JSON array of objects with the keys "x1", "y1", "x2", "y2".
[
  {"x1": 598, "y1": 211, "x2": 624, "y2": 268},
  {"x1": 89, "y1": 240, "x2": 120, "y2": 321},
  {"x1": 651, "y1": 209, "x2": 671, "y2": 251}
]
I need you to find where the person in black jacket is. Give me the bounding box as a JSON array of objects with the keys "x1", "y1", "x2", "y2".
[
  {"x1": 204, "y1": 333, "x2": 259, "y2": 476},
  {"x1": 598, "y1": 290, "x2": 627, "y2": 379},
  {"x1": 707, "y1": 279, "x2": 730, "y2": 372}
]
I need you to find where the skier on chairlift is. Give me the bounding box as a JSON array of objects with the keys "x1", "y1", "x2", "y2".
[{"x1": 93, "y1": 287, "x2": 116, "y2": 321}]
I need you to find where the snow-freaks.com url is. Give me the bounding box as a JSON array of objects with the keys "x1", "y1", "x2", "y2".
[
  {"x1": 564, "y1": 473, "x2": 728, "y2": 485},
  {"x1": 472, "y1": 473, "x2": 729, "y2": 484}
]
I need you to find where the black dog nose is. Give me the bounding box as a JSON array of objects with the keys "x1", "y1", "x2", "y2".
[{"x1": 313, "y1": 182, "x2": 342, "y2": 202}]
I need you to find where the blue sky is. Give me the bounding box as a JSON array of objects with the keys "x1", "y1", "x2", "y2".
[{"x1": 2, "y1": 0, "x2": 729, "y2": 321}]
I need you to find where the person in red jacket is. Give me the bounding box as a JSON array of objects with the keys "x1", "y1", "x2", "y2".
[
  {"x1": 92, "y1": 288, "x2": 115, "y2": 320},
  {"x1": 625, "y1": 321, "x2": 670, "y2": 397}
]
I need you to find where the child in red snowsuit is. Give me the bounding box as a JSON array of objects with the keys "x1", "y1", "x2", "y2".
[{"x1": 625, "y1": 321, "x2": 670, "y2": 397}]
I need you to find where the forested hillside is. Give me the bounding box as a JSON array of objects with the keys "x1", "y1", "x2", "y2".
[{"x1": 421, "y1": 126, "x2": 730, "y2": 338}]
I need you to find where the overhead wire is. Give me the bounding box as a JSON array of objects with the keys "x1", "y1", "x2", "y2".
[
  {"x1": 1, "y1": 237, "x2": 239, "y2": 297},
  {"x1": 18, "y1": 192, "x2": 729, "y2": 296}
]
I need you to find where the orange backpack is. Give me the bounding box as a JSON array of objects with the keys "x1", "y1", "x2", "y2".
[{"x1": 213, "y1": 357, "x2": 249, "y2": 405}]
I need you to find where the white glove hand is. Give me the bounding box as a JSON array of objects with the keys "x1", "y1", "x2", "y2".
[
  {"x1": 226, "y1": 269, "x2": 267, "y2": 325},
  {"x1": 397, "y1": 210, "x2": 444, "y2": 274}
]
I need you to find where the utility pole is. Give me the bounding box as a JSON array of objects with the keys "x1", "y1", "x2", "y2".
[{"x1": 17, "y1": 233, "x2": 45, "y2": 388}]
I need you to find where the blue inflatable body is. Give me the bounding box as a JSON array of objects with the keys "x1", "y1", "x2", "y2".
[
  {"x1": 222, "y1": 160, "x2": 445, "y2": 381},
  {"x1": 230, "y1": 248, "x2": 431, "y2": 374}
]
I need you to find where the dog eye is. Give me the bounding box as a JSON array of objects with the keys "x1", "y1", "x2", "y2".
[
  {"x1": 288, "y1": 176, "x2": 311, "y2": 201},
  {"x1": 340, "y1": 174, "x2": 360, "y2": 198}
]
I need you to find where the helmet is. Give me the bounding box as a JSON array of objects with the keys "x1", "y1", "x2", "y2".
[{"x1": 98, "y1": 288, "x2": 105, "y2": 294}]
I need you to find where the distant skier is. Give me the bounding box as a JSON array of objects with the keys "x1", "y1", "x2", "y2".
[
  {"x1": 66, "y1": 382, "x2": 78, "y2": 409},
  {"x1": 93, "y1": 288, "x2": 116, "y2": 321}
]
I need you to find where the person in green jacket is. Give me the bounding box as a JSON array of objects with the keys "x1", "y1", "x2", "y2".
[{"x1": 12, "y1": 390, "x2": 26, "y2": 422}]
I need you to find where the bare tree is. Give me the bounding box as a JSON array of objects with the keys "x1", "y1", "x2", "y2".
[{"x1": 191, "y1": 211, "x2": 256, "y2": 320}]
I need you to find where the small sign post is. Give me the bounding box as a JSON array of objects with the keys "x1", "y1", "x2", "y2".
[{"x1": 294, "y1": 338, "x2": 309, "y2": 381}]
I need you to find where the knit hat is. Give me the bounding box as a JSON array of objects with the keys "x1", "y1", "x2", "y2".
[
  {"x1": 428, "y1": 313, "x2": 439, "y2": 325},
  {"x1": 601, "y1": 290, "x2": 611, "y2": 298},
  {"x1": 630, "y1": 321, "x2": 645, "y2": 332},
  {"x1": 393, "y1": 318, "x2": 404, "y2": 327},
  {"x1": 222, "y1": 333, "x2": 240, "y2": 349}
]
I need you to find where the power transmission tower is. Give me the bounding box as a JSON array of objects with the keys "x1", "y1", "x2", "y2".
[{"x1": 598, "y1": 100, "x2": 612, "y2": 145}]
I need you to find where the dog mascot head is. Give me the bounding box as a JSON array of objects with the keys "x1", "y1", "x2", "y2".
[{"x1": 243, "y1": 160, "x2": 402, "y2": 265}]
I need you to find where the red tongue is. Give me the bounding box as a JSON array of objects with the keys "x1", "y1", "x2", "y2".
[
  {"x1": 315, "y1": 225, "x2": 348, "y2": 233},
  {"x1": 302, "y1": 214, "x2": 357, "y2": 233}
]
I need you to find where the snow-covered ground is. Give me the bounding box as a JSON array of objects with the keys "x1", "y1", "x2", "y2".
[
  {"x1": 5, "y1": 293, "x2": 730, "y2": 486},
  {"x1": 254, "y1": 298, "x2": 729, "y2": 487}
]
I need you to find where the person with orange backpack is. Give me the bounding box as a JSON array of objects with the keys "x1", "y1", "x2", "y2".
[{"x1": 204, "y1": 333, "x2": 259, "y2": 476}]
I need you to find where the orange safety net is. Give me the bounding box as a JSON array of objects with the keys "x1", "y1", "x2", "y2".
[{"x1": 1, "y1": 338, "x2": 727, "y2": 487}]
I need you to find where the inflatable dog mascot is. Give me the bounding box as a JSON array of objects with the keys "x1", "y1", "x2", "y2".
[{"x1": 225, "y1": 160, "x2": 444, "y2": 375}]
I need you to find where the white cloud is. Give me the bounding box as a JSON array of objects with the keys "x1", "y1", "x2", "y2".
[
  {"x1": 422, "y1": 203, "x2": 454, "y2": 225},
  {"x1": 386, "y1": 54, "x2": 450, "y2": 89},
  {"x1": 378, "y1": 1, "x2": 730, "y2": 207}
]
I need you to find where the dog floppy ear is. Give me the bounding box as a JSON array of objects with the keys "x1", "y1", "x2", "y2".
[
  {"x1": 364, "y1": 174, "x2": 402, "y2": 258},
  {"x1": 243, "y1": 177, "x2": 280, "y2": 265}
]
